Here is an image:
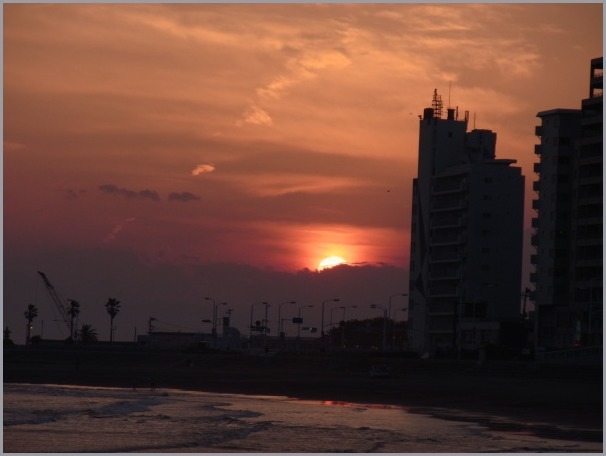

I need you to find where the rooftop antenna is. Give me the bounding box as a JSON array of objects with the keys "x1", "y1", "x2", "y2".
[{"x1": 431, "y1": 88, "x2": 443, "y2": 119}]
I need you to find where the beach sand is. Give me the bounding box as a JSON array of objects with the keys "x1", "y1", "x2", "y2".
[{"x1": 3, "y1": 345, "x2": 603, "y2": 442}]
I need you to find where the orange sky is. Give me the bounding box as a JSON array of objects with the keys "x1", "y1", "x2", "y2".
[
  {"x1": 5, "y1": 3, "x2": 602, "y2": 271},
  {"x1": 2, "y1": 3, "x2": 603, "y2": 338}
]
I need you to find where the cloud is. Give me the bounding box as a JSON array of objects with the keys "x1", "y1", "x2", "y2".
[
  {"x1": 65, "y1": 189, "x2": 87, "y2": 200},
  {"x1": 192, "y1": 163, "x2": 216, "y2": 176},
  {"x1": 238, "y1": 105, "x2": 273, "y2": 127},
  {"x1": 168, "y1": 191, "x2": 201, "y2": 202},
  {"x1": 103, "y1": 217, "x2": 136, "y2": 243},
  {"x1": 99, "y1": 184, "x2": 160, "y2": 201}
]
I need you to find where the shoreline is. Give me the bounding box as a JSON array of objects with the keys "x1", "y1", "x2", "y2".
[{"x1": 3, "y1": 346, "x2": 603, "y2": 441}]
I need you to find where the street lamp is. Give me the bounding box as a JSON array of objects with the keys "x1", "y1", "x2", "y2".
[
  {"x1": 205, "y1": 297, "x2": 227, "y2": 348},
  {"x1": 371, "y1": 304, "x2": 388, "y2": 352},
  {"x1": 388, "y1": 293, "x2": 408, "y2": 351},
  {"x1": 204, "y1": 297, "x2": 215, "y2": 335},
  {"x1": 297, "y1": 304, "x2": 313, "y2": 339},
  {"x1": 321, "y1": 298, "x2": 340, "y2": 346},
  {"x1": 330, "y1": 306, "x2": 341, "y2": 329},
  {"x1": 263, "y1": 302, "x2": 271, "y2": 351},
  {"x1": 393, "y1": 307, "x2": 408, "y2": 351},
  {"x1": 278, "y1": 300, "x2": 296, "y2": 337},
  {"x1": 340, "y1": 305, "x2": 357, "y2": 348},
  {"x1": 249, "y1": 301, "x2": 268, "y2": 346}
]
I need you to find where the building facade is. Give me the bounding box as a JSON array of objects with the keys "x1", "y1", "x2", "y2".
[
  {"x1": 408, "y1": 90, "x2": 525, "y2": 357},
  {"x1": 531, "y1": 57, "x2": 603, "y2": 349}
]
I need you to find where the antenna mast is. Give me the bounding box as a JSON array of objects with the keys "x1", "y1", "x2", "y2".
[{"x1": 431, "y1": 89, "x2": 443, "y2": 119}]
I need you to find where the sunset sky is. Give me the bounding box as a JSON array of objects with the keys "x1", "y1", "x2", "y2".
[{"x1": 3, "y1": 3, "x2": 602, "y2": 341}]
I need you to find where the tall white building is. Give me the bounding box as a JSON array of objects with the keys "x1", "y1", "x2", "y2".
[
  {"x1": 408, "y1": 91, "x2": 525, "y2": 357},
  {"x1": 531, "y1": 57, "x2": 603, "y2": 349}
]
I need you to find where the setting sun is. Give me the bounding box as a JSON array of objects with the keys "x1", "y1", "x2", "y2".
[{"x1": 317, "y1": 256, "x2": 348, "y2": 271}]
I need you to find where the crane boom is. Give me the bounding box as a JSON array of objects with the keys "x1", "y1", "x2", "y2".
[{"x1": 37, "y1": 271, "x2": 71, "y2": 335}]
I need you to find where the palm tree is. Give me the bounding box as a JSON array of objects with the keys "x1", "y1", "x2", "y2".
[
  {"x1": 24, "y1": 304, "x2": 38, "y2": 345},
  {"x1": 105, "y1": 298, "x2": 121, "y2": 343},
  {"x1": 78, "y1": 324, "x2": 98, "y2": 344},
  {"x1": 67, "y1": 300, "x2": 81, "y2": 341}
]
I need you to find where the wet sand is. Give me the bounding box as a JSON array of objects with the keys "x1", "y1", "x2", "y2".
[{"x1": 3, "y1": 346, "x2": 603, "y2": 443}]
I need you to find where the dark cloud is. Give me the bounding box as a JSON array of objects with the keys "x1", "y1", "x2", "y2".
[
  {"x1": 99, "y1": 184, "x2": 160, "y2": 201},
  {"x1": 168, "y1": 191, "x2": 201, "y2": 202},
  {"x1": 64, "y1": 188, "x2": 87, "y2": 200}
]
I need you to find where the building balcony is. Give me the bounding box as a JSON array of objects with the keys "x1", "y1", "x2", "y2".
[
  {"x1": 531, "y1": 234, "x2": 539, "y2": 246},
  {"x1": 529, "y1": 272, "x2": 538, "y2": 283},
  {"x1": 532, "y1": 180, "x2": 541, "y2": 192},
  {"x1": 575, "y1": 216, "x2": 602, "y2": 226},
  {"x1": 429, "y1": 271, "x2": 460, "y2": 281},
  {"x1": 430, "y1": 252, "x2": 461, "y2": 263},
  {"x1": 530, "y1": 254, "x2": 538, "y2": 265},
  {"x1": 431, "y1": 234, "x2": 463, "y2": 246},
  {"x1": 531, "y1": 217, "x2": 539, "y2": 228},
  {"x1": 428, "y1": 286, "x2": 459, "y2": 298},
  {"x1": 535, "y1": 126, "x2": 543, "y2": 137},
  {"x1": 574, "y1": 258, "x2": 602, "y2": 268},
  {"x1": 431, "y1": 216, "x2": 465, "y2": 228},
  {"x1": 431, "y1": 201, "x2": 466, "y2": 212},
  {"x1": 534, "y1": 144, "x2": 543, "y2": 155},
  {"x1": 532, "y1": 199, "x2": 541, "y2": 210},
  {"x1": 533, "y1": 162, "x2": 542, "y2": 174},
  {"x1": 432, "y1": 181, "x2": 466, "y2": 195}
]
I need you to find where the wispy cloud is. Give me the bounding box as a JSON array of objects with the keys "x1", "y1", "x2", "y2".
[
  {"x1": 168, "y1": 191, "x2": 201, "y2": 202},
  {"x1": 237, "y1": 105, "x2": 273, "y2": 127},
  {"x1": 99, "y1": 184, "x2": 160, "y2": 201},
  {"x1": 103, "y1": 217, "x2": 136, "y2": 243},
  {"x1": 192, "y1": 164, "x2": 216, "y2": 176}
]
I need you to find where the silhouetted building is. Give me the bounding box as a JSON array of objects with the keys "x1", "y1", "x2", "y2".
[
  {"x1": 408, "y1": 90, "x2": 525, "y2": 357},
  {"x1": 532, "y1": 57, "x2": 603, "y2": 349}
]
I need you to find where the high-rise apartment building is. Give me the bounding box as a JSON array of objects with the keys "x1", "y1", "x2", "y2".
[
  {"x1": 532, "y1": 57, "x2": 603, "y2": 349},
  {"x1": 408, "y1": 91, "x2": 525, "y2": 357}
]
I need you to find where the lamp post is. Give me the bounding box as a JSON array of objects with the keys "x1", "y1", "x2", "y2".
[
  {"x1": 330, "y1": 306, "x2": 341, "y2": 330},
  {"x1": 205, "y1": 297, "x2": 226, "y2": 348},
  {"x1": 371, "y1": 304, "x2": 388, "y2": 352},
  {"x1": 321, "y1": 298, "x2": 340, "y2": 347},
  {"x1": 249, "y1": 301, "x2": 268, "y2": 347},
  {"x1": 263, "y1": 302, "x2": 271, "y2": 351},
  {"x1": 393, "y1": 307, "x2": 408, "y2": 350},
  {"x1": 340, "y1": 305, "x2": 357, "y2": 348},
  {"x1": 204, "y1": 297, "x2": 216, "y2": 337},
  {"x1": 297, "y1": 305, "x2": 313, "y2": 339},
  {"x1": 278, "y1": 301, "x2": 296, "y2": 337},
  {"x1": 388, "y1": 293, "x2": 407, "y2": 351}
]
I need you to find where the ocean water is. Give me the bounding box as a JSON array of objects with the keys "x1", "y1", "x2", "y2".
[{"x1": 3, "y1": 383, "x2": 602, "y2": 453}]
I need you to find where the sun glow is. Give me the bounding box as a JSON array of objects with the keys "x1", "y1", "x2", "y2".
[{"x1": 317, "y1": 256, "x2": 348, "y2": 271}]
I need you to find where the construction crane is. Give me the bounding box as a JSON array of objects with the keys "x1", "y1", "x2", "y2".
[{"x1": 37, "y1": 271, "x2": 72, "y2": 339}]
